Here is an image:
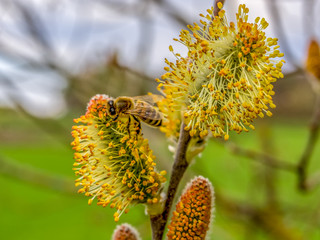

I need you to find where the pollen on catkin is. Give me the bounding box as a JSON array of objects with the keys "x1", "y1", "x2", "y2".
[
  {"x1": 158, "y1": 4, "x2": 284, "y2": 140},
  {"x1": 112, "y1": 223, "x2": 141, "y2": 240},
  {"x1": 167, "y1": 176, "x2": 214, "y2": 240},
  {"x1": 306, "y1": 39, "x2": 320, "y2": 81},
  {"x1": 71, "y1": 94, "x2": 166, "y2": 221}
]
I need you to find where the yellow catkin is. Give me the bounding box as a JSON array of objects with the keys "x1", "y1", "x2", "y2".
[
  {"x1": 71, "y1": 95, "x2": 166, "y2": 221},
  {"x1": 306, "y1": 39, "x2": 320, "y2": 81},
  {"x1": 158, "y1": 4, "x2": 284, "y2": 140}
]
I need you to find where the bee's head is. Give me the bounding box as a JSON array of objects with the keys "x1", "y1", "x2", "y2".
[{"x1": 107, "y1": 99, "x2": 117, "y2": 117}]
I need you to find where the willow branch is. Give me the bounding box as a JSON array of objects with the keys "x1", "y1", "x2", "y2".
[
  {"x1": 297, "y1": 93, "x2": 320, "y2": 191},
  {"x1": 0, "y1": 155, "x2": 75, "y2": 195},
  {"x1": 220, "y1": 140, "x2": 296, "y2": 172},
  {"x1": 0, "y1": 73, "x2": 71, "y2": 148},
  {"x1": 216, "y1": 189, "x2": 304, "y2": 240},
  {"x1": 258, "y1": 126, "x2": 278, "y2": 208},
  {"x1": 150, "y1": 123, "x2": 191, "y2": 240},
  {"x1": 153, "y1": 0, "x2": 190, "y2": 27},
  {"x1": 109, "y1": 55, "x2": 156, "y2": 84}
]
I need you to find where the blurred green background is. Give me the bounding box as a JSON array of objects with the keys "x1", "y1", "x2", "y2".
[
  {"x1": 2, "y1": 111, "x2": 320, "y2": 240},
  {"x1": 1, "y1": 0, "x2": 320, "y2": 239}
]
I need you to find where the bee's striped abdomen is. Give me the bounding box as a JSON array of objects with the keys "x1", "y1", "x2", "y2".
[
  {"x1": 130, "y1": 100, "x2": 163, "y2": 127},
  {"x1": 138, "y1": 117, "x2": 162, "y2": 127}
]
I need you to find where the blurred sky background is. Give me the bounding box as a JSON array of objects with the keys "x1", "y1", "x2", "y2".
[{"x1": 0, "y1": 0, "x2": 319, "y2": 117}]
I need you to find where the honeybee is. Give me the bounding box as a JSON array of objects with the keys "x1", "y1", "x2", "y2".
[{"x1": 106, "y1": 95, "x2": 164, "y2": 128}]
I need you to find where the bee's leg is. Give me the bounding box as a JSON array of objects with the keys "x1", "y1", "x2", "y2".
[
  {"x1": 126, "y1": 116, "x2": 140, "y2": 136},
  {"x1": 132, "y1": 115, "x2": 141, "y2": 135},
  {"x1": 127, "y1": 115, "x2": 132, "y2": 136}
]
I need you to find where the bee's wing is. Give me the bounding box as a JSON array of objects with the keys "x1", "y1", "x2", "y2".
[
  {"x1": 127, "y1": 103, "x2": 163, "y2": 120},
  {"x1": 131, "y1": 94, "x2": 164, "y2": 106}
]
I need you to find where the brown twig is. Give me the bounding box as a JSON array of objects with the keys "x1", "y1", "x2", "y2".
[
  {"x1": 153, "y1": 0, "x2": 190, "y2": 27},
  {"x1": 0, "y1": 73, "x2": 72, "y2": 148},
  {"x1": 149, "y1": 123, "x2": 191, "y2": 240},
  {"x1": 0, "y1": 155, "x2": 75, "y2": 195},
  {"x1": 297, "y1": 93, "x2": 320, "y2": 191},
  {"x1": 258, "y1": 124, "x2": 278, "y2": 209},
  {"x1": 216, "y1": 189, "x2": 304, "y2": 240},
  {"x1": 220, "y1": 140, "x2": 296, "y2": 172},
  {"x1": 110, "y1": 57, "x2": 156, "y2": 84}
]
